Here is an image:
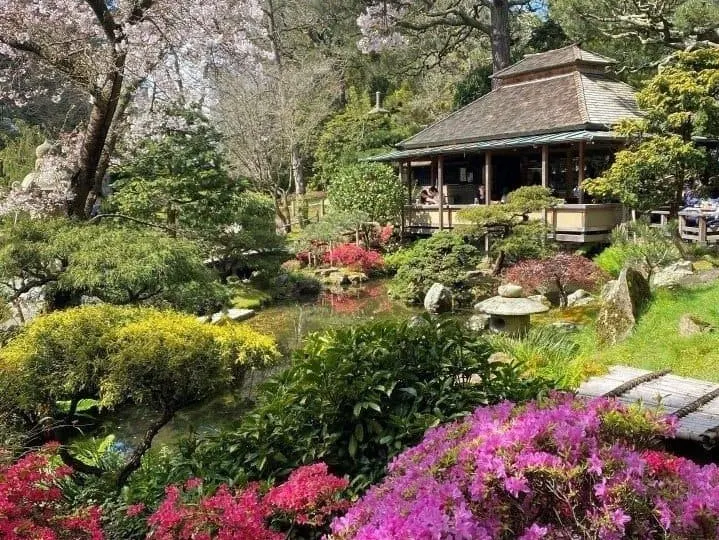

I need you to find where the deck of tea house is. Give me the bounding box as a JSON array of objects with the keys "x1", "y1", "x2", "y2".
[{"x1": 370, "y1": 44, "x2": 644, "y2": 244}]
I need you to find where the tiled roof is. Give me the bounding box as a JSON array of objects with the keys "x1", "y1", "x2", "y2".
[
  {"x1": 399, "y1": 71, "x2": 642, "y2": 150},
  {"x1": 492, "y1": 44, "x2": 616, "y2": 80}
]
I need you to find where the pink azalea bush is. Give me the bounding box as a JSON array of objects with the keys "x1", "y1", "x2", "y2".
[
  {"x1": 330, "y1": 394, "x2": 719, "y2": 539},
  {"x1": 0, "y1": 443, "x2": 104, "y2": 539},
  {"x1": 148, "y1": 462, "x2": 348, "y2": 539},
  {"x1": 323, "y1": 243, "x2": 384, "y2": 272}
]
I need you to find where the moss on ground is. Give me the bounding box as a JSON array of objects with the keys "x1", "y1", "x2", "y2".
[{"x1": 584, "y1": 283, "x2": 719, "y2": 382}]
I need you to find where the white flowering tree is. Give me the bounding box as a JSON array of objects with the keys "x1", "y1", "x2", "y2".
[
  {"x1": 356, "y1": 0, "x2": 536, "y2": 74},
  {"x1": 0, "y1": 0, "x2": 231, "y2": 218}
]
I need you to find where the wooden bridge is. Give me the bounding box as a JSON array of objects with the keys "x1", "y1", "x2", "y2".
[{"x1": 578, "y1": 365, "x2": 719, "y2": 448}]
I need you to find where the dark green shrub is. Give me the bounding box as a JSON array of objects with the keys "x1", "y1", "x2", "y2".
[
  {"x1": 389, "y1": 232, "x2": 483, "y2": 305},
  {"x1": 193, "y1": 316, "x2": 549, "y2": 492}
]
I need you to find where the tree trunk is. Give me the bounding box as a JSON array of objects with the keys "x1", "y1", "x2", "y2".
[
  {"x1": 492, "y1": 250, "x2": 505, "y2": 276},
  {"x1": 291, "y1": 144, "x2": 305, "y2": 196},
  {"x1": 556, "y1": 277, "x2": 567, "y2": 308},
  {"x1": 68, "y1": 53, "x2": 126, "y2": 218},
  {"x1": 116, "y1": 407, "x2": 174, "y2": 489},
  {"x1": 489, "y1": 0, "x2": 512, "y2": 86}
]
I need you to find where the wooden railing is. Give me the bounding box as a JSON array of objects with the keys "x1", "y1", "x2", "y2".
[
  {"x1": 679, "y1": 210, "x2": 719, "y2": 244},
  {"x1": 404, "y1": 202, "x2": 625, "y2": 244}
]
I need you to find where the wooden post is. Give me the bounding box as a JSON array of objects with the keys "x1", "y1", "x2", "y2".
[
  {"x1": 578, "y1": 140, "x2": 585, "y2": 203},
  {"x1": 437, "y1": 155, "x2": 445, "y2": 231},
  {"x1": 400, "y1": 162, "x2": 410, "y2": 235},
  {"x1": 484, "y1": 151, "x2": 493, "y2": 206},
  {"x1": 699, "y1": 215, "x2": 708, "y2": 245},
  {"x1": 541, "y1": 145, "x2": 550, "y2": 234}
]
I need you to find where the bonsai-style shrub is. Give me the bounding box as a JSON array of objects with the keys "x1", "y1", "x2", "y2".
[
  {"x1": 389, "y1": 232, "x2": 483, "y2": 305},
  {"x1": 323, "y1": 244, "x2": 384, "y2": 273},
  {"x1": 0, "y1": 218, "x2": 227, "y2": 314},
  {"x1": 330, "y1": 394, "x2": 719, "y2": 540},
  {"x1": 147, "y1": 463, "x2": 348, "y2": 539},
  {"x1": 192, "y1": 317, "x2": 547, "y2": 492},
  {"x1": 458, "y1": 186, "x2": 561, "y2": 270},
  {"x1": 504, "y1": 253, "x2": 607, "y2": 307},
  {"x1": 0, "y1": 443, "x2": 104, "y2": 539},
  {"x1": 0, "y1": 305, "x2": 279, "y2": 487},
  {"x1": 595, "y1": 221, "x2": 681, "y2": 280}
]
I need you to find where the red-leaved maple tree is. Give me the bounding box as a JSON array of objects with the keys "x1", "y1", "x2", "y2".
[{"x1": 504, "y1": 253, "x2": 606, "y2": 308}]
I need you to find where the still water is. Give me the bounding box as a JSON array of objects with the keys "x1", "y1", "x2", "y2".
[{"x1": 89, "y1": 281, "x2": 419, "y2": 449}]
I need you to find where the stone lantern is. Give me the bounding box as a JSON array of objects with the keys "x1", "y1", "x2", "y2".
[{"x1": 474, "y1": 284, "x2": 549, "y2": 335}]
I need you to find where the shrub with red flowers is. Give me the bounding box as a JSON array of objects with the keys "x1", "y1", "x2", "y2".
[
  {"x1": 323, "y1": 243, "x2": 384, "y2": 273},
  {"x1": 330, "y1": 394, "x2": 719, "y2": 540},
  {"x1": 0, "y1": 443, "x2": 104, "y2": 540},
  {"x1": 148, "y1": 462, "x2": 348, "y2": 539},
  {"x1": 504, "y1": 253, "x2": 607, "y2": 307}
]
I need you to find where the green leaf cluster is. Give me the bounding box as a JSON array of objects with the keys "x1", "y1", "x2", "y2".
[
  {"x1": 583, "y1": 48, "x2": 719, "y2": 210},
  {"x1": 110, "y1": 109, "x2": 282, "y2": 267},
  {"x1": 191, "y1": 316, "x2": 548, "y2": 492},
  {"x1": 457, "y1": 186, "x2": 560, "y2": 265},
  {"x1": 0, "y1": 218, "x2": 226, "y2": 313},
  {"x1": 0, "y1": 305, "x2": 279, "y2": 434},
  {"x1": 313, "y1": 89, "x2": 415, "y2": 188},
  {"x1": 327, "y1": 162, "x2": 405, "y2": 225},
  {"x1": 389, "y1": 232, "x2": 484, "y2": 305},
  {"x1": 594, "y1": 221, "x2": 681, "y2": 278},
  {"x1": 584, "y1": 135, "x2": 707, "y2": 212}
]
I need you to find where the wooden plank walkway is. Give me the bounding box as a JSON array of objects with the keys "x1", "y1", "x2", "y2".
[{"x1": 577, "y1": 365, "x2": 719, "y2": 447}]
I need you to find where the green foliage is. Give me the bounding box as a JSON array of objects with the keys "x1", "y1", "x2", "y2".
[
  {"x1": 585, "y1": 136, "x2": 707, "y2": 212},
  {"x1": 458, "y1": 186, "x2": 560, "y2": 265},
  {"x1": 0, "y1": 218, "x2": 227, "y2": 313},
  {"x1": 294, "y1": 209, "x2": 370, "y2": 255},
  {"x1": 0, "y1": 121, "x2": 45, "y2": 189},
  {"x1": 485, "y1": 326, "x2": 585, "y2": 389},
  {"x1": 382, "y1": 243, "x2": 417, "y2": 273},
  {"x1": 452, "y1": 64, "x2": 493, "y2": 110},
  {"x1": 0, "y1": 305, "x2": 279, "y2": 454},
  {"x1": 593, "y1": 246, "x2": 626, "y2": 278},
  {"x1": 110, "y1": 109, "x2": 282, "y2": 269},
  {"x1": 585, "y1": 283, "x2": 719, "y2": 382},
  {"x1": 313, "y1": 89, "x2": 414, "y2": 188},
  {"x1": 192, "y1": 316, "x2": 548, "y2": 492},
  {"x1": 389, "y1": 232, "x2": 483, "y2": 305},
  {"x1": 584, "y1": 49, "x2": 719, "y2": 211},
  {"x1": 327, "y1": 163, "x2": 405, "y2": 225},
  {"x1": 594, "y1": 221, "x2": 681, "y2": 278},
  {"x1": 493, "y1": 220, "x2": 558, "y2": 264}
]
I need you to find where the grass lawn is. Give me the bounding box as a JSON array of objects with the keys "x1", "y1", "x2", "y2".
[{"x1": 586, "y1": 283, "x2": 719, "y2": 381}]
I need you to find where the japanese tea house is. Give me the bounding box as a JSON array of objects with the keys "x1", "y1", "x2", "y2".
[{"x1": 370, "y1": 44, "x2": 642, "y2": 243}]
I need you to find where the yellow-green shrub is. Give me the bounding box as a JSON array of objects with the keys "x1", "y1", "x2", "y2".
[{"x1": 0, "y1": 305, "x2": 279, "y2": 424}]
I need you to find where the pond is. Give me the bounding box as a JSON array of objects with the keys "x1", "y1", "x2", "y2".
[{"x1": 88, "y1": 280, "x2": 419, "y2": 450}]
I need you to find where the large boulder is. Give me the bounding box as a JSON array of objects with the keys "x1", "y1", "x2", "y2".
[
  {"x1": 596, "y1": 267, "x2": 650, "y2": 346},
  {"x1": 424, "y1": 283, "x2": 453, "y2": 314},
  {"x1": 651, "y1": 260, "x2": 694, "y2": 289}
]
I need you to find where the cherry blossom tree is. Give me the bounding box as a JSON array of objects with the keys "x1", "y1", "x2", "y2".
[{"x1": 0, "y1": 0, "x2": 229, "y2": 218}]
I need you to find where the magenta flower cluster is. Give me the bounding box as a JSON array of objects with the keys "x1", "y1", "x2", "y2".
[{"x1": 330, "y1": 393, "x2": 719, "y2": 539}]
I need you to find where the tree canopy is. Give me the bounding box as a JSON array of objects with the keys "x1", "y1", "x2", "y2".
[{"x1": 583, "y1": 48, "x2": 719, "y2": 212}]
